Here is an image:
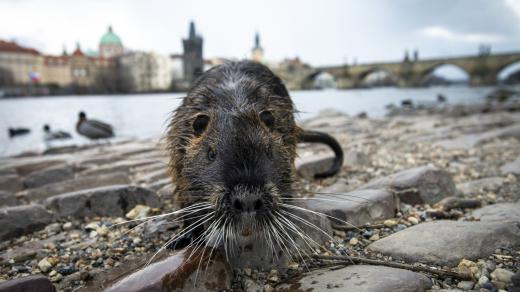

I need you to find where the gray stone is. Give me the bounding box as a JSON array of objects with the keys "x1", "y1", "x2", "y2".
[
  {"x1": 0, "y1": 275, "x2": 55, "y2": 292},
  {"x1": 23, "y1": 164, "x2": 74, "y2": 189},
  {"x1": 344, "y1": 151, "x2": 370, "y2": 167},
  {"x1": 0, "y1": 174, "x2": 23, "y2": 193},
  {"x1": 275, "y1": 265, "x2": 431, "y2": 292},
  {"x1": 0, "y1": 204, "x2": 54, "y2": 241},
  {"x1": 457, "y1": 177, "x2": 504, "y2": 196},
  {"x1": 295, "y1": 153, "x2": 335, "y2": 180},
  {"x1": 472, "y1": 202, "x2": 520, "y2": 223},
  {"x1": 20, "y1": 171, "x2": 130, "y2": 202},
  {"x1": 302, "y1": 189, "x2": 398, "y2": 226},
  {"x1": 0, "y1": 191, "x2": 18, "y2": 207},
  {"x1": 133, "y1": 168, "x2": 169, "y2": 184},
  {"x1": 501, "y1": 155, "x2": 520, "y2": 175},
  {"x1": 360, "y1": 165, "x2": 456, "y2": 204},
  {"x1": 434, "y1": 124, "x2": 520, "y2": 150},
  {"x1": 157, "y1": 183, "x2": 175, "y2": 198},
  {"x1": 45, "y1": 185, "x2": 162, "y2": 218},
  {"x1": 368, "y1": 221, "x2": 520, "y2": 267},
  {"x1": 146, "y1": 178, "x2": 171, "y2": 191}
]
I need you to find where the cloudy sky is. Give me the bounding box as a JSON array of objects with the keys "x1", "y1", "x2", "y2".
[{"x1": 1, "y1": 0, "x2": 519, "y2": 67}]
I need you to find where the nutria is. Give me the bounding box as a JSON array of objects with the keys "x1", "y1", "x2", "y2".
[{"x1": 166, "y1": 61, "x2": 343, "y2": 253}]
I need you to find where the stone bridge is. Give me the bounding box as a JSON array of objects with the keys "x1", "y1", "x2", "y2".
[{"x1": 299, "y1": 51, "x2": 520, "y2": 89}]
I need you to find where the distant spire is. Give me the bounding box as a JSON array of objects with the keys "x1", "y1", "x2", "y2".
[
  {"x1": 76, "y1": 42, "x2": 81, "y2": 50},
  {"x1": 189, "y1": 21, "x2": 196, "y2": 39},
  {"x1": 62, "y1": 44, "x2": 68, "y2": 56},
  {"x1": 254, "y1": 32, "x2": 261, "y2": 49},
  {"x1": 108, "y1": 25, "x2": 113, "y2": 33}
]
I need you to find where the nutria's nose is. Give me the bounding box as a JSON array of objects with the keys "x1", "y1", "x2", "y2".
[{"x1": 232, "y1": 197, "x2": 264, "y2": 213}]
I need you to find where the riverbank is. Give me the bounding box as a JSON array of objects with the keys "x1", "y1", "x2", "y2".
[{"x1": 0, "y1": 102, "x2": 519, "y2": 291}]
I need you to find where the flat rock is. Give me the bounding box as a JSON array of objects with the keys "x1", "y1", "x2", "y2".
[
  {"x1": 0, "y1": 275, "x2": 55, "y2": 292},
  {"x1": 457, "y1": 177, "x2": 504, "y2": 196},
  {"x1": 44, "y1": 185, "x2": 162, "y2": 218},
  {"x1": 0, "y1": 191, "x2": 18, "y2": 207},
  {"x1": 295, "y1": 153, "x2": 335, "y2": 180},
  {"x1": 0, "y1": 174, "x2": 23, "y2": 193},
  {"x1": 20, "y1": 171, "x2": 130, "y2": 202},
  {"x1": 84, "y1": 249, "x2": 231, "y2": 292},
  {"x1": 80, "y1": 160, "x2": 159, "y2": 177},
  {"x1": 501, "y1": 155, "x2": 520, "y2": 175},
  {"x1": 360, "y1": 165, "x2": 456, "y2": 204},
  {"x1": 368, "y1": 221, "x2": 520, "y2": 266},
  {"x1": 275, "y1": 265, "x2": 432, "y2": 292},
  {"x1": 22, "y1": 164, "x2": 75, "y2": 189},
  {"x1": 302, "y1": 189, "x2": 397, "y2": 225},
  {"x1": 472, "y1": 202, "x2": 520, "y2": 222},
  {"x1": 0, "y1": 204, "x2": 54, "y2": 241}
]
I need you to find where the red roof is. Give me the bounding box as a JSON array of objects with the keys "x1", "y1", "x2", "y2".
[
  {"x1": 0, "y1": 40, "x2": 40, "y2": 55},
  {"x1": 72, "y1": 47, "x2": 85, "y2": 57}
]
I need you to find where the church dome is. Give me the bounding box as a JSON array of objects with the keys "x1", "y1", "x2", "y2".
[{"x1": 100, "y1": 26, "x2": 122, "y2": 45}]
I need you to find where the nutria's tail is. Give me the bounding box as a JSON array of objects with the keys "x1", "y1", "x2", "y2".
[{"x1": 298, "y1": 130, "x2": 344, "y2": 179}]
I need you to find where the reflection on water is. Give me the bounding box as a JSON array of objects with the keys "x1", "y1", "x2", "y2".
[{"x1": 0, "y1": 85, "x2": 516, "y2": 157}]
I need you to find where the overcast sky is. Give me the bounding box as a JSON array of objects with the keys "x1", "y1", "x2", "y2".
[{"x1": 1, "y1": 0, "x2": 520, "y2": 67}]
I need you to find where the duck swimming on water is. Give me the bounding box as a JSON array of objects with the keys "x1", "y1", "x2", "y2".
[
  {"x1": 43, "y1": 124, "x2": 71, "y2": 141},
  {"x1": 76, "y1": 111, "x2": 114, "y2": 139}
]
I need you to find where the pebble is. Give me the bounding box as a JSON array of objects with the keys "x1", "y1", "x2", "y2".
[
  {"x1": 384, "y1": 219, "x2": 397, "y2": 227},
  {"x1": 349, "y1": 237, "x2": 359, "y2": 245},
  {"x1": 37, "y1": 258, "x2": 53, "y2": 273},
  {"x1": 407, "y1": 217, "x2": 419, "y2": 225},
  {"x1": 478, "y1": 275, "x2": 489, "y2": 286},
  {"x1": 125, "y1": 204, "x2": 152, "y2": 220},
  {"x1": 457, "y1": 280, "x2": 474, "y2": 290},
  {"x1": 62, "y1": 222, "x2": 73, "y2": 230},
  {"x1": 491, "y1": 268, "x2": 514, "y2": 286},
  {"x1": 369, "y1": 234, "x2": 380, "y2": 241}
]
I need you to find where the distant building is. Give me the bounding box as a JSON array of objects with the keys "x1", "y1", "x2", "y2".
[
  {"x1": 0, "y1": 40, "x2": 44, "y2": 86},
  {"x1": 99, "y1": 26, "x2": 124, "y2": 59},
  {"x1": 119, "y1": 51, "x2": 174, "y2": 92},
  {"x1": 182, "y1": 21, "x2": 203, "y2": 84},
  {"x1": 251, "y1": 32, "x2": 264, "y2": 63}
]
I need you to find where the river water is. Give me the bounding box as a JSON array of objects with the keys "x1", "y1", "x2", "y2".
[{"x1": 0, "y1": 85, "x2": 517, "y2": 157}]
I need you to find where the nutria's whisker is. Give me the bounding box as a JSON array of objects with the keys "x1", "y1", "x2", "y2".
[
  {"x1": 279, "y1": 203, "x2": 361, "y2": 231},
  {"x1": 307, "y1": 191, "x2": 375, "y2": 202},
  {"x1": 146, "y1": 212, "x2": 215, "y2": 266},
  {"x1": 194, "y1": 216, "x2": 224, "y2": 283},
  {"x1": 277, "y1": 211, "x2": 321, "y2": 251},
  {"x1": 109, "y1": 202, "x2": 213, "y2": 227},
  {"x1": 280, "y1": 197, "x2": 368, "y2": 204},
  {"x1": 267, "y1": 220, "x2": 292, "y2": 261},
  {"x1": 280, "y1": 209, "x2": 336, "y2": 247},
  {"x1": 272, "y1": 216, "x2": 309, "y2": 269}
]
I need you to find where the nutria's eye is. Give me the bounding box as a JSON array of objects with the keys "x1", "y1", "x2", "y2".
[
  {"x1": 193, "y1": 114, "x2": 210, "y2": 136},
  {"x1": 260, "y1": 110, "x2": 274, "y2": 128},
  {"x1": 207, "y1": 147, "x2": 216, "y2": 161}
]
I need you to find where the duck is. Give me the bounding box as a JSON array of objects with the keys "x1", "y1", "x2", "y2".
[
  {"x1": 43, "y1": 124, "x2": 71, "y2": 141},
  {"x1": 76, "y1": 111, "x2": 114, "y2": 139},
  {"x1": 8, "y1": 127, "x2": 30, "y2": 138}
]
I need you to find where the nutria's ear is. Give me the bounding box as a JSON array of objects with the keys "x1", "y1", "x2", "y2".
[
  {"x1": 193, "y1": 114, "x2": 210, "y2": 136},
  {"x1": 259, "y1": 110, "x2": 275, "y2": 128}
]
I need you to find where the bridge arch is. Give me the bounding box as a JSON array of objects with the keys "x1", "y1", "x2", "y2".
[
  {"x1": 420, "y1": 63, "x2": 470, "y2": 86},
  {"x1": 496, "y1": 58, "x2": 520, "y2": 84},
  {"x1": 356, "y1": 67, "x2": 399, "y2": 87}
]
